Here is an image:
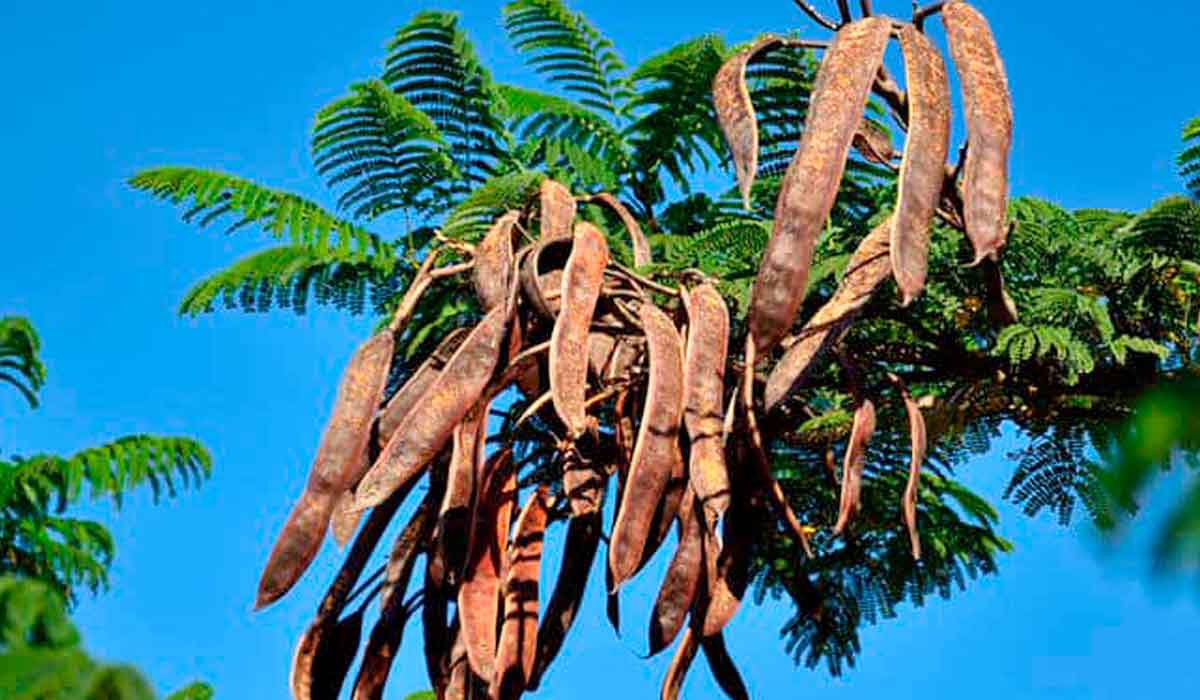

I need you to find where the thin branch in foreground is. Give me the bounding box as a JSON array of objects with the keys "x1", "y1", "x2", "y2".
[{"x1": 791, "y1": 0, "x2": 839, "y2": 30}]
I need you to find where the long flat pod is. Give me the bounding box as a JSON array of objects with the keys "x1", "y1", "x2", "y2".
[
  {"x1": 256, "y1": 331, "x2": 394, "y2": 608},
  {"x1": 682, "y1": 283, "x2": 731, "y2": 530},
  {"x1": 527, "y1": 511, "x2": 602, "y2": 689},
  {"x1": 713, "y1": 34, "x2": 785, "y2": 209},
  {"x1": 561, "y1": 450, "x2": 605, "y2": 517},
  {"x1": 609, "y1": 301, "x2": 685, "y2": 587},
  {"x1": 894, "y1": 376, "x2": 928, "y2": 559},
  {"x1": 376, "y1": 328, "x2": 470, "y2": 450},
  {"x1": 700, "y1": 633, "x2": 750, "y2": 700},
  {"x1": 764, "y1": 217, "x2": 893, "y2": 413},
  {"x1": 459, "y1": 449, "x2": 517, "y2": 680},
  {"x1": 491, "y1": 485, "x2": 550, "y2": 700},
  {"x1": 438, "y1": 401, "x2": 488, "y2": 585},
  {"x1": 833, "y1": 399, "x2": 878, "y2": 535},
  {"x1": 697, "y1": 469, "x2": 752, "y2": 638},
  {"x1": 892, "y1": 25, "x2": 952, "y2": 304},
  {"x1": 519, "y1": 238, "x2": 572, "y2": 319},
  {"x1": 290, "y1": 609, "x2": 364, "y2": 700},
  {"x1": 648, "y1": 490, "x2": 703, "y2": 657},
  {"x1": 660, "y1": 627, "x2": 699, "y2": 700},
  {"x1": 539, "y1": 179, "x2": 576, "y2": 241},
  {"x1": 588, "y1": 193, "x2": 652, "y2": 267},
  {"x1": 549, "y1": 223, "x2": 610, "y2": 438},
  {"x1": 354, "y1": 305, "x2": 510, "y2": 509},
  {"x1": 422, "y1": 558, "x2": 452, "y2": 697},
  {"x1": 475, "y1": 211, "x2": 520, "y2": 311},
  {"x1": 944, "y1": 1, "x2": 1013, "y2": 262},
  {"x1": 748, "y1": 18, "x2": 892, "y2": 354}
]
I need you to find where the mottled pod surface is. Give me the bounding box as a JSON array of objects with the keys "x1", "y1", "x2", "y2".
[
  {"x1": 713, "y1": 35, "x2": 783, "y2": 209},
  {"x1": 492, "y1": 486, "x2": 549, "y2": 700},
  {"x1": 609, "y1": 302, "x2": 685, "y2": 587},
  {"x1": 549, "y1": 223, "x2": 610, "y2": 438},
  {"x1": 944, "y1": 1, "x2": 1014, "y2": 262},
  {"x1": 892, "y1": 25, "x2": 952, "y2": 304},
  {"x1": 438, "y1": 401, "x2": 488, "y2": 584},
  {"x1": 682, "y1": 283, "x2": 731, "y2": 530},
  {"x1": 764, "y1": 217, "x2": 893, "y2": 412},
  {"x1": 474, "y1": 211, "x2": 520, "y2": 311},
  {"x1": 834, "y1": 399, "x2": 877, "y2": 535},
  {"x1": 459, "y1": 449, "x2": 516, "y2": 680},
  {"x1": 589, "y1": 193, "x2": 652, "y2": 267},
  {"x1": 748, "y1": 18, "x2": 891, "y2": 354},
  {"x1": 376, "y1": 328, "x2": 470, "y2": 450},
  {"x1": 539, "y1": 179, "x2": 576, "y2": 241},
  {"x1": 355, "y1": 305, "x2": 509, "y2": 509}
]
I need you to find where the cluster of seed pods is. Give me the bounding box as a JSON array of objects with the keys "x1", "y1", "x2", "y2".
[{"x1": 255, "y1": 2, "x2": 1012, "y2": 698}]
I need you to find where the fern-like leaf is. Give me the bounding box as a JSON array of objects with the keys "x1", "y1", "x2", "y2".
[
  {"x1": 0, "y1": 317, "x2": 46, "y2": 409},
  {"x1": 1180, "y1": 117, "x2": 1200, "y2": 200}
]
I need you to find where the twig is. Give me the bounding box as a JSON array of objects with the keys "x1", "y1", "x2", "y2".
[
  {"x1": 430, "y1": 262, "x2": 472, "y2": 279},
  {"x1": 859, "y1": 0, "x2": 873, "y2": 16},
  {"x1": 387, "y1": 250, "x2": 441, "y2": 333},
  {"x1": 836, "y1": 0, "x2": 853, "y2": 24},
  {"x1": 608, "y1": 261, "x2": 680, "y2": 297},
  {"x1": 791, "y1": 0, "x2": 839, "y2": 30},
  {"x1": 434, "y1": 228, "x2": 474, "y2": 256},
  {"x1": 913, "y1": 1, "x2": 947, "y2": 31}
]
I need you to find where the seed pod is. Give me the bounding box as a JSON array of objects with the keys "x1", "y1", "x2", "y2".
[
  {"x1": 834, "y1": 399, "x2": 878, "y2": 535},
  {"x1": 697, "y1": 471, "x2": 752, "y2": 638},
  {"x1": 256, "y1": 330, "x2": 394, "y2": 608},
  {"x1": 475, "y1": 211, "x2": 520, "y2": 311},
  {"x1": 640, "y1": 440, "x2": 688, "y2": 571},
  {"x1": 660, "y1": 627, "x2": 699, "y2": 700},
  {"x1": 562, "y1": 450, "x2": 606, "y2": 517},
  {"x1": 528, "y1": 512, "x2": 602, "y2": 689},
  {"x1": 682, "y1": 284, "x2": 730, "y2": 531},
  {"x1": 713, "y1": 34, "x2": 785, "y2": 209},
  {"x1": 422, "y1": 559, "x2": 451, "y2": 697},
  {"x1": 444, "y1": 628, "x2": 473, "y2": 700},
  {"x1": 354, "y1": 305, "x2": 510, "y2": 510},
  {"x1": 459, "y1": 448, "x2": 516, "y2": 680},
  {"x1": 764, "y1": 217, "x2": 893, "y2": 413},
  {"x1": 588, "y1": 193, "x2": 652, "y2": 267},
  {"x1": 852, "y1": 118, "x2": 896, "y2": 164},
  {"x1": 377, "y1": 328, "x2": 471, "y2": 450},
  {"x1": 331, "y1": 485, "x2": 364, "y2": 547},
  {"x1": 893, "y1": 375, "x2": 927, "y2": 560},
  {"x1": 648, "y1": 490, "x2": 703, "y2": 657},
  {"x1": 550, "y1": 223, "x2": 610, "y2": 438},
  {"x1": 944, "y1": 1, "x2": 1014, "y2": 263},
  {"x1": 491, "y1": 485, "x2": 550, "y2": 700},
  {"x1": 539, "y1": 179, "x2": 576, "y2": 241},
  {"x1": 700, "y1": 633, "x2": 749, "y2": 700},
  {"x1": 892, "y1": 24, "x2": 952, "y2": 304},
  {"x1": 438, "y1": 401, "x2": 488, "y2": 585},
  {"x1": 520, "y1": 238, "x2": 572, "y2": 318},
  {"x1": 609, "y1": 302, "x2": 685, "y2": 587},
  {"x1": 748, "y1": 18, "x2": 892, "y2": 354},
  {"x1": 290, "y1": 609, "x2": 365, "y2": 700}
]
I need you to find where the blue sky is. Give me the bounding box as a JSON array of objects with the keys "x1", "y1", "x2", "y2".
[{"x1": 2, "y1": 0, "x2": 1199, "y2": 697}]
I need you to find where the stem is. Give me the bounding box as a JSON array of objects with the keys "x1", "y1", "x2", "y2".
[
  {"x1": 791, "y1": 0, "x2": 839, "y2": 30},
  {"x1": 608, "y1": 261, "x2": 680, "y2": 297},
  {"x1": 858, "y1": 0, "x2": 873, "y2": 15},
  {"x1": 912, "y1": 1, "x2": 947, "y2": 31},
  {"x1": 836, "y1": 0, "x2": 853, "y2": 24}
]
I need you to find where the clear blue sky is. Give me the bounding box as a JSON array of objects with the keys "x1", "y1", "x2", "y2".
[{"x1": 2, "y1": 1, "x2": 1198, "y2": 697}]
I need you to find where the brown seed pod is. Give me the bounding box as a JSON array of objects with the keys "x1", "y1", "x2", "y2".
[
  {"x1": 256, "y1": 330, "x2": 394, "y2": 608},
  {"x1": 834, "y1": 398, "x2": 878, "y2": 535},
  {"x1": 459, "y1": 448, "x2": 516, "y2": 680},
  {"x1": 331, "y1": 485, "x2": 364, "y2": 547},
  {"x1": 587, "y1": 193, "x2": 652, "y2": 267},
  {"x1": 561, "y1": 449, "x2": 606, "y2": 517},
  {"x1": 660, "y1": 627, "x2": 699, "y2": 700},
  {"x1": 528, "y1": 511, "x2": 602, "y2": 689},
  {"x1": 539, "y1": 179, "x2": 576, "y2": 241},
  {"x1": 764, "y1": 217, "x2": 893, "y2": 413},
  {"x1": 376, "y1": 328, "x2": 471, "y2": 450},
  {"x1": 520, "y1": 238, "x2": 573, "y2": 319},
  {"x1": 892, "y1": 24, "x2": 952, "y2": 304},
  {"x1": 648, "y1": 490, "x2": 703, "y2": 657},
  {"x1": 891, "y1": 374, "x2": 927, "y2": 560},
  {"x1": 748, "y1": 17, "x2": 891, "y2": 354},
  {"x1": 422, "y1": 559, "x2": 452, "y2": 697},
  {"x1": 354, "y1": 304, "x2": 510, "y2": 510},
  {"x1": 438, "y1": 401, "x2": 489, "y2": 585},
  {"x1": 475, "y1": 211, "x2": 521, "y2": 311},
  {"x1": 713, "y1": 34, "x2": 785, "y2": 209},
  {"x1": 640, "y1": 439, "x2": 688, "y2": 571},
  {"x1": 696, "y1": 504, "x2": 751, "y2": 638},
  {"x1": 609, "y1": 301, "x2": 685, "y2": 588},
  {"x1": 289, "y1": 609, "x2": 365, "y2": 700},
  {"x1": 491, "y1": 485, "x2": 550, "y2": 700},
  {"x1": 444, "y1": 628, "x2": 472, "y2": 700},
  {"x1": 852, "y1": 118, "x2": 896, "y2": 164},
  {"x1": 682, "y1": 283, "x2": 731, "y2": 531},
  {"x1": 550, "y1": 223, "x2": 610, "y2": 438},
  {"x1": 944, "y1": 1, "x2": 1014, "y2": 263},
  {"x1": 700, "y1": 633, "x2": 750, "y2": 700}
]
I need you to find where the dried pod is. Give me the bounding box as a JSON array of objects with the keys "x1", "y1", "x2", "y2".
[
  {"x1": 660, "y1": 627, "x2": 699, "y2": 700},
  {"x1": 648, "y1": 491, "x2": 703, "y2": 657},
  {"x1": 944, "y1": 1, "x2": 1014, "y2": 263},
  {"x1": 377, "y1": 328, "x2": 470, "y2": 450},
  {"x1": 748, "y1": 18, "x2": 891, "y2": 354},
  {"x1": 539, "y1": 179, "x2": 576, "y2": 241},
  {"x1": 290, "y1": 609, "x2": 365, "y2": 700},
  {"x1": 475, "y1": 211, "x2": 520, "y2": 311},
  {"x1": 550, "y1": 223, "x2": 610, "y2": 438},
  {"x1": 331, "y1": 485, "x2": 364, "y2": 547},
  {"x1": 609, "y1": 302, "x2": 685, "y2": 587},
  {"x1": 444, "y1": 628, "x2": 473, "y2": 700},
  {"x1": 834, "y1": 399, "x2": 878, "y2": 535},
  {"x1": 588, "y1": 193, "x2": 652, "y2": 267},
  {"x1": 257, "y1": 330, "x2": 394, "y2": 608},
  {"x1": 892, "y1": 24, "x2": 952, "y2": 304},
  {"x1": 422, "y1": 559, "x2": 452, "y2": 697},
  {"x1": 713, "y1": 34, "x2": 785, "y2": 209},
  {"x1": 764, "y1": 217, "x2": 893, "y2": 413},
  {"x1": 520, "y1": 238, "x2": 573, "y2": 318},
  {"x1": 561, "y1": 449, "x2": 606, "y2": 517},
  {"x1": 697, "y1": 507, "x2": 750, "y2": 638},
  {"x1": 438, "y1": 401, "x2": 489, "y2": 585},
  {"x1": 587, "y1": 327, "x2": 618, "y2": 379},
  {"x1": 640, "y1": 439, "x2": 688, "y2": 571},
  {"x1": 354, "y1": 305, "x2": 510, "y2": 510},
  {"x1": 682, "y1": 284, "x2": 731, "y2": 530},
  {"x1": 852, "y1": 118, "x2": 896, "y2": 164},
  {"x1": 491, "y1": 486, "x2": 550, "y2": 700},
  {"x1": 700, "y1": 633, "x2": 750, "y2": 700},
  {"x1": 893, "y1": 375, "x2": 928, "y2": 560},
  {"x1": 459, "y1": 449, "x2": 517, "y2": 680},
  {"x1": 528, "y1": 512, "x2": 602, "y2": 689}
]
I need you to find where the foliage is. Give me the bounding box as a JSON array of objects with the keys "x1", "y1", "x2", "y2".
[{"x1": 1, "y1": 318, "x2": 46, "y2": 409}]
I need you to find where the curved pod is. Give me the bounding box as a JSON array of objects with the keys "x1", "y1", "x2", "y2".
[{"x1": 549, "y1": 223, "x2": 610, "y2": 438}]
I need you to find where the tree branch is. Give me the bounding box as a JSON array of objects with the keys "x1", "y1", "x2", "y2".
[
  {"x1": 836, "y1": 0, "x2": 854, "y2": 24},
  {"x1": 791, "y1": 0, "x2": 840, "y2": 30},
  {"x1": 913, "y1": 1, "x2": 947, "y2": 31}
]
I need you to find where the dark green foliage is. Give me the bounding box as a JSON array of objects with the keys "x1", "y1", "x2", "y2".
[
  {"x1": 0, "y1": 318, "x2": 46, "y2": 409},
  {"x1": 1180, "y1": 117, "x2": 1200, "y2": 199}
]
